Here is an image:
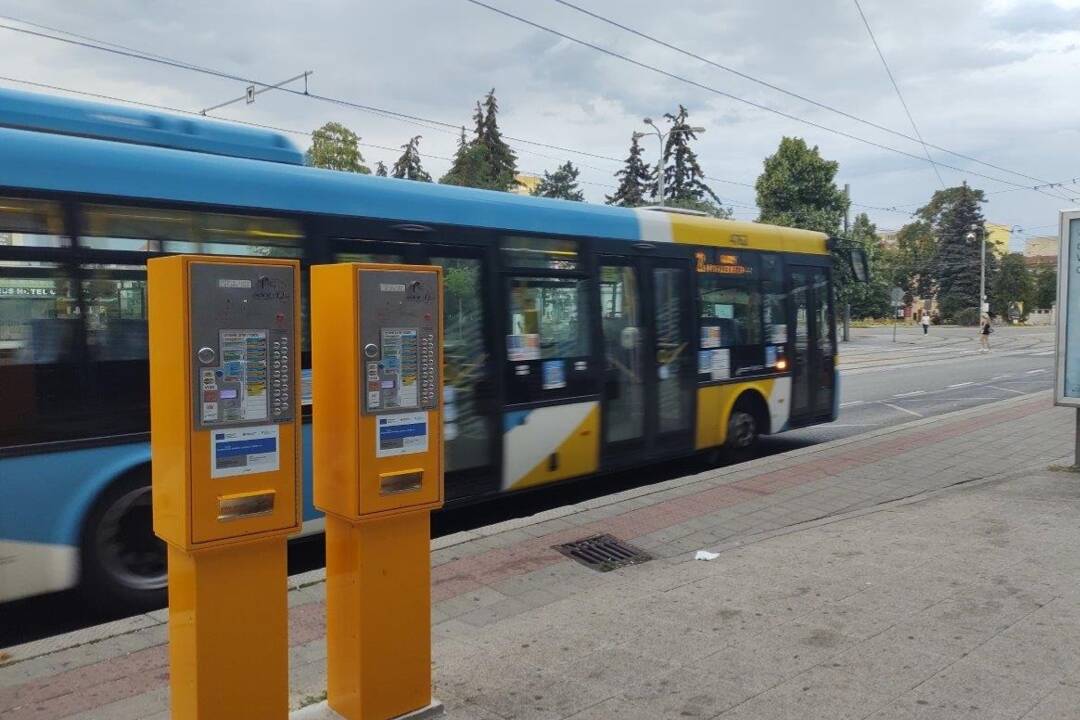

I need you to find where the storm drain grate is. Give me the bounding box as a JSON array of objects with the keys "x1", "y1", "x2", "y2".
[{"x1": 554, "y1": 533, "x2": 653, "y2": 572}]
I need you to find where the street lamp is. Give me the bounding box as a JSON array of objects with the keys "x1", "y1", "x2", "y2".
[
  {"x1": 640, "y1": 117, "x2": 706, "y2": 207},
  {"x1": 966, "y1": 223, "x2": 986, "y2": 317}
]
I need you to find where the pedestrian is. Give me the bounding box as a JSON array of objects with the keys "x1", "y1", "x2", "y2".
[
  {"x1": 920, "y1": 311, "x2": 930, "y2": 335},
  {"x1": 979, "y1": 314, "x2": 992, "y2": 352}
]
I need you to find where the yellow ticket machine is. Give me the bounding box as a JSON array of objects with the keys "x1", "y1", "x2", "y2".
[
  {"x1": 311, "y1": 263, "x2": 444, "y2": 720},
  {"x1": 148, "y1": 256, "x2": 301, "y2": 720}
]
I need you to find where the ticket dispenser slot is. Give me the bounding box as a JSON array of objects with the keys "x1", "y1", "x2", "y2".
[
  {"x1": 312, "y1": 262, "x2": 444, "y2": 720},
  {"x1": 148, "y1": 255, "x2": 301, "y2": 720}
]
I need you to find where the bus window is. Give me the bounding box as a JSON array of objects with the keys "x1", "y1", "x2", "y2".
[
  {"x1": 0, "y1": 197, "x2": 67, "y2": 248},
  {"x1": 80, "y1": 204, "x2": 303, "y2": 257},
  {"x1": 81, "y1": 264, "x2": 148, "y2": 362},
  {"x1": 761, "y1": 254, "x2": 788, "y2": 346},
  {"x1": 696, "y1": 250, "x2": 762, "y2": 377},
  {"x1": 508, "y1": 277, "x2": 590, "y2": 360},
  {"x1": 501, "y1": 235, "x2": 580, "y2": 271}
]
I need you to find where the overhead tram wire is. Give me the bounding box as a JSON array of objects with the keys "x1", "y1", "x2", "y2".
[
  {"x1": 0, "y1": 21, "x2": 1044, "y2": 217},
  {"x1": 852, "y1": 0, "x2": 944, "y2": 189},
  {"x1": 460, "y1": 0, "x2": 1078, "y2": 204},
  {"x1": 547, "y1": 0, "x2": 1067, "y2": 192}
]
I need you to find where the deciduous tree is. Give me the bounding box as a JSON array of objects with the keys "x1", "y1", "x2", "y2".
[
  {"x1": 991, "y1": 252, "x2": 1033, "y2": 321},
  {"x1": 306, "y1": 122, "x2": 370, "y2": 173},
  {"x1": 1034, "y1": 266, "x2": 1057, "y2": 310}
]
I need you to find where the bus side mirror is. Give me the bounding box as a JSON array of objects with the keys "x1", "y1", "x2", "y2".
[{"x1": 850, "y1": 248, "x2": 869, "y2": 283}]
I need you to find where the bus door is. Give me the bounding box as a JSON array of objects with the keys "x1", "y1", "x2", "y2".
[
  {"x1": 597, "y1": 255, "x2": 695, "y2": 466},
  {"x1": 330, "y1": 236, "x2": 499, "y2": 500},
  {"x1": 788, "y1": 265, "x2": 836, "y2": 423}
]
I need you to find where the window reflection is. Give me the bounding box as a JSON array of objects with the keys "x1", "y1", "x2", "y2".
[{"x1": 507, "y1": 277, "x2": 590, "y2": 360}]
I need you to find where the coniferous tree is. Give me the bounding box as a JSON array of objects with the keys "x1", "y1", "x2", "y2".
[
  {"x1": 606, "y1": 134, "x2": 654, "y2": 207},
  {"x1": 476, "y1": 89, "x2": 518, "y2": 191},
  {"x1": 306, "y1": 122, "x2": 370, "y2": 173},
  {"x1": 375, "y1": 161, "x2": 388, "y2": 177},
  {"x1": 930, "y1": 183, "x2": 997, "y2": 320},
  {"x1": 659, "y1": 105, "x2": 718, "y2": 205},
  {"x1": 440, "y1": 126, "x2": 498, "y2": 189},
  {"x1": 391, "y1": 136, "x2": 432, "y2": 182},
  {"x1": 532, "y1": 161, "x2": 584, "y2": 201}
]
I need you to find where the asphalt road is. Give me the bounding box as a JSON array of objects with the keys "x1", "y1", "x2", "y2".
[{"x1": 0, "y1": 325, "x2": 1057, "y2": 647}]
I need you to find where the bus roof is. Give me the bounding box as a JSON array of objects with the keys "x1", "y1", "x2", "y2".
[
  {"x1": 0, "y1": 87, "x2": 303, "y2": 165},
  {"x1": 0, "y1": 97, "x2": 827, "y2": 254}
]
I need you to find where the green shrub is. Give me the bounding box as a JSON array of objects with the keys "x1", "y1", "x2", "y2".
[{"x1": 952, "y1": 307, "x2": 981, "y2": 326}]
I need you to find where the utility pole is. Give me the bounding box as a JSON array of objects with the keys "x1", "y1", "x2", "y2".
[
  {"x1": 842, "y1": 183, "x2": 851, "y2": 342},
  {"x1": 968, "y1": 223, "x2": 987, "y2": 319}
]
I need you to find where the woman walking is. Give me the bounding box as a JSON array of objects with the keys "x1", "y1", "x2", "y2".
[
  {"x1": 920, "y1": 311, "x2": 931, "y2": 335},
  {"x1": 979, "y1": 315, "x2": 992, "y2": 352}
]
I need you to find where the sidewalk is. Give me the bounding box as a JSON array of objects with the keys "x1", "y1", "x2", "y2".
[{"x1": 2, "y1": 392, "x2": 1077, "y2": 719}]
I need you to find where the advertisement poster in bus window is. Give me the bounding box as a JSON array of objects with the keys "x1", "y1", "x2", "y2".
[
  {"x1": 765, "y1": 345, "x2": 778, "y2": 367},
  {"x1": 507, "y1": 333, "x2": 540, "y2": 361},
  {"x1": 698, "y1": 350, "x2": 713, "y2": 375},
  {"x1": 771, "y1": 324, "x2": 788, "y2": 344},
  {"x1": 542, "y1": 359, "x2": 566, "y2": 390},
  {"x1": 701, "y1": 326, "x2": 720, "y2": 349},
  {"x1": 711, "y1": 349, "x2": 730, "y2": 381},
  {"x1": 1063, "y1": 218, "x2": 1080, "y2": 399}
]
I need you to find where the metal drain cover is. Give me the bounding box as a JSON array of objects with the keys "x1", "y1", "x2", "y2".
[{"x1": 554, "y1": 534, "x2": 653, "y2": 572}]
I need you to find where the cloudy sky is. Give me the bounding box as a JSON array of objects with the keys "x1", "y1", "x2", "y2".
[{"x1": 3, "y1": 0, "x2": 1079, "y2": 247}]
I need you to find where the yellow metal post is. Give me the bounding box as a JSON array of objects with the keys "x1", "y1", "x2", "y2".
[
  {"x1": 312, "y1": 263, "x2": 444, "y2": 720},
  {"x1": 149, "y1": 256, "x2": 302, "y2": 720}
]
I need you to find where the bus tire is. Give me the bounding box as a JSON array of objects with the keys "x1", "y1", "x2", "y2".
[
  {"x1": 726, "y1": 395, "x2": 765, "y2": 460},
  {"x1": 80, "y1": 469, "x2": 167, "y2": 613}
]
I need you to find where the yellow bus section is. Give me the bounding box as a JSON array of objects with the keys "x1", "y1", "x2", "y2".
[
  {"x1": 696, "y1": 379, "x2": 776, "y2": 450},
  {"x1": 311, "y1": 262, "x2": 444, "y2": 720},
  {"x1": 148, "y1": 255, "x2": 302, "y2": 720},
  {"x1": 669, "y1": 214, "x2": 829, "y2": 255},
  {"x1": 505, "y1": 403, "x2": 600, "y2": 491}
]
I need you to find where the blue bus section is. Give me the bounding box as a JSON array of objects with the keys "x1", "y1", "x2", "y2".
[
  {"x1": 0, "y1": 424, "x2": 323, "y2": 554},
  {"x1": 0, "y1": 125, "x2": 641, "y2": 242},
  {"x1": 0, "y1": 87, "x2": 304, "y2": 165}
]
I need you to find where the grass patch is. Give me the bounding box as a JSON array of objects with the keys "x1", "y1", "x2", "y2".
[{"x1": 1047, "y1": 464, "x2": 1080, "y2": 473}]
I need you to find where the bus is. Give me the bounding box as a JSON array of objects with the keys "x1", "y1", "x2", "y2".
[{"x1": 0, "y1": 87, "x2": 856, "y2": 610}]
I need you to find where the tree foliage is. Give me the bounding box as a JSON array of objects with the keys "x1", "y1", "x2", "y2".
[
  {"x1": 306, "y1": 122, "x2": 370, "y2": 174},
  {"x1": 893, "y1": 220, "x2": 937, "y2": 303},
  {"x1": 990, "y1": 253, "x2": 1033, "y2": 321},
  {"x1": 606, "y1": 134, "x2": 654, "y2": 207},
  {"x1": 439, "y1": 90, "x2": 519, "y2": 191},
  {"x1": 666, "y1": 197, "x2": 733, "y2": 218},
  {"x1": 659, "y1": 105, "x2": 719, "y2": 206},
  {"x1": 532, "y1": 161, "x2": 584, "y2": 201},
  {"x1": 926, "y1": 183, "x2": 997, "y2": 320},
  {"x1": 755, "y1": 137, "x2": 847, "y2": 236},
  {"x1": 374, "y1": 161, "x2": 388, "y2": 177},
  {"x1": 391, "y1": 135, "x2": 432, "y2": 182},
  {"x1": 1034, "y1": 267, "x2": 1057, "y2": 310},
  {"x1": 845, "y1": 213, "x2": 892, "y2": 318}
]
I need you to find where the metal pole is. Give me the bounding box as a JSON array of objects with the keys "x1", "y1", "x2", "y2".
[
  {"x1": 842, "y1": 184, "x2": 851, "y2": 342},
  {"x1": 893, "y1": 312, "x2": 897, "y2": 342},
  {"x1": 980, "y1": 228, "x2": 986, "y2": 317},
  {"x1": 1071, "y1": 408, "x2": 1080, "y2": 470},
  {"x1": 655, "y1": 129, "x2": 665, "y2": 207}
]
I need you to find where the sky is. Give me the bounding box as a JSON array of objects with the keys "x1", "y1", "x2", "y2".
[{"x1": 2, "y1": 0, "x2": 1079, "y2": 249}]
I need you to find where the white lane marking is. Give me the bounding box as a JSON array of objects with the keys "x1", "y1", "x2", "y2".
[
  {"x1": 828, "y1": 423, "x2": 881, "y2": 428},
  {"x1": 840, "y1": 400, "x2": 865, "y2": 407},
  {"x1": 991, "y1": 374, "x2": 1011, "y2": 380},
  {"x1": 988, "y1": 385, "x2": 1026, "y2": 395},
  {"x1": 883, "y1": 402, "x2": 923, "y2": 418},
  {"x1": 1027, "y1": 369, "x2": 1048, "y2": 375},
  {"x1": 947, "y1": 382, "x2": 974, "y2": 389},
  {"x1": 893, "y1": 390, "x2": 926, "y2": 398},
  {"x1": 1031, "y1": 350, "x2": 1055, "y2": 356}
]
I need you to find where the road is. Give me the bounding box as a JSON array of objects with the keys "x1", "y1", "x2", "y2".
[
  {"x1": 775, "y1": 324, "x2": 1055, "y2": 448},
  {"x1": 0, "y1": 326, "x2": 1057, "y2": 647}
]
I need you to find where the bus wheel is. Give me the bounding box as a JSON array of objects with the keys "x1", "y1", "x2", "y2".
[
  {"x1": 726, "y1": 406, "x2": 760, "y2": 460},
  {"x1": 81, "y1": 471, "x2": 167, "y2": 613}
]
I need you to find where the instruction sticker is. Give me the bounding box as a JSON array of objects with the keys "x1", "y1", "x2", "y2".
[
  {"x1": 376, "y1": 412, "x2": 429, "y2": 458},
  {"x1": 542, "y1": 360, "x2": 566, "y2": 390},
  {"x1": 701, "y1": 326, "x2": 720, "y2": 349},
  {"x1": 211, "y1": 425, "x2": 280, "y2": 478},
  {"x1": 711, "y1": 349, "x2": 730, "y2": 381}
]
